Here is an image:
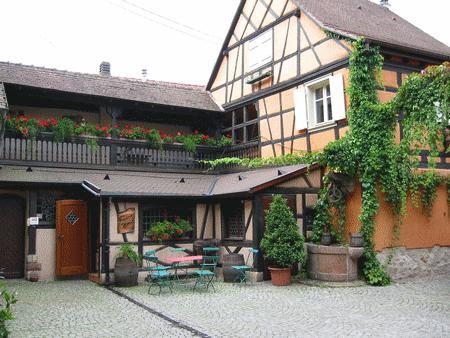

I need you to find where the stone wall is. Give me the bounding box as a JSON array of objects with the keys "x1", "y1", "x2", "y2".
[{"x1": 377, "y1": 246, "x2": 450, "y2": 281}]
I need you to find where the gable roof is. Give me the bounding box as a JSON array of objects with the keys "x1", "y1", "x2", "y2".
[
  {"x1": 207, "y1": 0, "x2": 450, "y2": 90},
  {"x1": 0, "y1": 61, "x2": 220, "y2": 112},
  {"x1": 296, "y1": 0, "x2": 450, "y2": 59},
  {"x1": 0, "y1": 164, "x2": 312, "y2": 197}
]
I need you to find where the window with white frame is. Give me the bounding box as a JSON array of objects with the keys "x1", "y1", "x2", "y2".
[
  {"x1": 314, "y1": 83, "x2": 333, "y2": 124},
  {"x1": 248, "y1": 29, "x2": 272, "y2": 71},
  {"x1": 294, "y1": 73, "x2": 346, "y2": 130}
]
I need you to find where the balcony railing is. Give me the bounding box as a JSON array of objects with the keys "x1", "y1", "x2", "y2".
[{"x1": 0, "y1": 133, "x2": 260, "y2": 171}]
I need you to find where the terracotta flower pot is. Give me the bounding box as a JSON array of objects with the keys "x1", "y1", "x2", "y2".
[{"x1": 269, "y1": 267, "x2": 291, "y2": 286}]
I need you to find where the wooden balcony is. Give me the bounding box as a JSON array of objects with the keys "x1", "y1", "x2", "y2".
[{"x1": 0, "y1": 133, "x2": 260, "y2": 171}]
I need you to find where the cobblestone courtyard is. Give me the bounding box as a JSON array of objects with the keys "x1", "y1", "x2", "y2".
[{"x1": 6, "y1": 276, "x2": 450, "y2": 337}]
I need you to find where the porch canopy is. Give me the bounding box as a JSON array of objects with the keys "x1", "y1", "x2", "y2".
[{"x1": 0, "y1": 164, "x2": 315, "y2": 198}]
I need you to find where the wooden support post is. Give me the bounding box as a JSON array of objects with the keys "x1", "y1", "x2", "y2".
[
  {"x1": 102, "y1": 197, "x2": 111, "y2": 285},
  {"x1": 252, "y1": 194, "x2": 265, "y2": 273}
]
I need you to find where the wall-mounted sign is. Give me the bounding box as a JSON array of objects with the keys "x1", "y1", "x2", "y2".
[
  {"x1": 117, "y1": 208, "x2": 135, "y2": 234},
  {"x1": 28, "y1": 217, "x2": 39, "y2": 226}
]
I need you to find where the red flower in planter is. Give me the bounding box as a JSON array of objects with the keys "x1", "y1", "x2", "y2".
[
  {"x1": 193, "y1": 130, "x2": 199, "y2": 135},
  {"x1": 49, "y1": 118, "x2": 58, "y2": 126},
  {"x1": 175, "y1": 229, "x2": 182, "y2": 235},
  {"x1": 38, "y1": 119, "x2": 49, "y2": 128}
]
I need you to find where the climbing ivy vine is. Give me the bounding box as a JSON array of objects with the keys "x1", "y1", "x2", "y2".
[{"x1": 203, "y1": 38, "x2": 448, "y2": 286}]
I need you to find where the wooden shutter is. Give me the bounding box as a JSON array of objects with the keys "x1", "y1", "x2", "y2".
[
  {"x1": 248, "y1": 30, "x2": 272, "y2": 71},
  {"x1": 294, "y1": 87, "x2": 308, "y2": 130},
  {"x1": 330, "y1": 73, "x2": 346, "y2": 121}
]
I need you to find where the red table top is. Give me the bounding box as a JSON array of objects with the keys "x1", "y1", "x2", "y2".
[{"x1": 165, "y1": 255, "x2": 203, "y2": 263}]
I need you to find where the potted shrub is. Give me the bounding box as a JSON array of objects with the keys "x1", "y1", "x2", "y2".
[
  {"x1": 260, "y1": 195, "x2": 306, "y2": 286},
  {"x1": 114, "y1": 243, "x2": 141, "y2": 287}
]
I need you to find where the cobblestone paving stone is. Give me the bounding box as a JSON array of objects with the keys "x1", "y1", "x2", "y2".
[
  {"x1": 116, "y1": 276, "x2": 450, "y2": 338},
  {"x1": 6, "y1": 280, "x2": 194, "y2": 338},
  {"x1": 5, "y1": 277, "x2": 450, "y2": 337}
]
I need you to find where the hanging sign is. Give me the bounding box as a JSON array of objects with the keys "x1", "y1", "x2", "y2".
[
  {"x1": 117, "y1": 208, "x2": 135, "y2": 234},
  {"x1": 28, "y1": 217, "x2": 39, "y2": 226}
]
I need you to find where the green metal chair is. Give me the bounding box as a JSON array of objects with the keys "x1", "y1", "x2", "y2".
[
  {"x1": 193, "y1": 253, "x2": 219, "y2": 292},
  {"x1": 169, "y1": 247, "x2": 193, "y2": 283},
  {"x1": 143, "y1": 250, "x2": 173, "y2": 295},
  {"x1": 202, "y1": 247, "x2": 220, "y2": 279},
  {"x1": 232, "y1": 248, "x2": 259, "y2": 284}
]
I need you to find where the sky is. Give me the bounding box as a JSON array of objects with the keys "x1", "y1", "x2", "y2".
[{"x1": 0, "y1": 0, "x2": 448, "y2": 86}]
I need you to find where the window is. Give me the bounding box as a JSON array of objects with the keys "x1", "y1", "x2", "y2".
[
  {"x1": 314, "y1": 84, "x2": 332, "y2": 124},
  {"x1": 222, "y1": 201, "x2": 245, "y2": 239},
  {"x1": 248, "y1": 29, "x2": 272, "y2": 71},
  {"x1": 222, "y1": 103, "x2": 259, "y2": 145},
  {"x1": 36, "y1": 191, "x2": 56, "y2": 225},
  {"x1": 294, "y1": 74, "x2": 346, "y2": 130},
  {"x1": 141, "y1": 205, "x2": 194, "y2": 239}
]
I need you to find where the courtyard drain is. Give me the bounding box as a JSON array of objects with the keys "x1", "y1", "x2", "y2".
[{"x1": 107, "y1": 286, "x2": 211, "y2": 338}]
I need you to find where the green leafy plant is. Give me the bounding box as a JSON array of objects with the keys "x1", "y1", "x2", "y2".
[
  {"x1": 116, "y1": 243, "x2": 141, "y2": 266},
  {"x1": 53, "y1": 118, "x2": 75, "y2": 142},
  {"x1": 260, "y1": 195, "x2": 306, "y2": 268},
  {"x1": 146, "y1": 219, "x2": 193, "y2": 242},
  {"x1": 0, "y1": 282, "x2": 17, "y2": 338}
]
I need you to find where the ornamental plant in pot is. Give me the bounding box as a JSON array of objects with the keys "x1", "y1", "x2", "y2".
[
  {"x1": 114, "y1": 243, "x2": 141, "y2": 287},
  {"x1": 260, "y1": 195, "x2": 306, "y2": 286}
]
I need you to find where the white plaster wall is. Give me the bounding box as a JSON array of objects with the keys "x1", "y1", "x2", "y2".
[{"x1": 36, "y1": 229, "x2": 56, "y2": 281}]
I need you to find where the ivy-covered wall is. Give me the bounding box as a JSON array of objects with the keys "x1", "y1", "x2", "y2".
[{"x1": 344, "y1": 180, "x2": 449, "y2": 251}]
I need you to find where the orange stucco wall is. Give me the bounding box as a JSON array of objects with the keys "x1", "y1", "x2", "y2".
[{"x1": 344, "y1": 180, "x2": 449, "y2": 251}]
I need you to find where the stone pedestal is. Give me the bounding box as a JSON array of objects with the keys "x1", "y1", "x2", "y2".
[{"x1": 306, "y1": 243, "x2": 363, "y2": 282}]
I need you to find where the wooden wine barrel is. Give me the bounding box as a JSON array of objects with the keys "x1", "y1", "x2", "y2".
[
  {"x1": 222, "y1": 254, "x2": 245, "y2": 282},
  {"x1": 114, "y1": 257, "x2": 138, "y2": 287}
]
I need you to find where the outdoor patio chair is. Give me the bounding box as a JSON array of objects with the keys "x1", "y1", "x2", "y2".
[
  {"x1": 143, "y1": 250, "x2": 173, "y2": 295},
  {"x1": 231, "y1": 248, "x2": 259, "y2": 284},
  {"x1": 169, "y1": 247, "x2": 193, "y2": 282},
  {"x1": 193, "y1": 254, "x2": 219, "y2": 292},
  {"x1": 202, "y1": 247, "x2": 220, "y2": 279}
]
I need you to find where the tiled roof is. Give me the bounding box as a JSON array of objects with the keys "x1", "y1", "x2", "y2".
[
  {"x1": 207, "y1": 0, "x2": 450, "y2": 89},
  {"x1": 0, "y1": 61, "x2": 221, "y2": 112},
  {"x1": 296, "y1": 0, "x2": 450, "y2": 59},
  {"x1": 0, "y1": 164, "x2": 311, "y2": 197}
]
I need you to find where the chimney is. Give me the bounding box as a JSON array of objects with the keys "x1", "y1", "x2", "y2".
[
  {"x1": 379, "y1": 0, "x2": 390, "y2": 7},
  {"x1": 141, "y1": 68, "x2": 147, "y2": 81},
  {"x1": 99, "y1": 61, "x2": 111, "y2": 76}
]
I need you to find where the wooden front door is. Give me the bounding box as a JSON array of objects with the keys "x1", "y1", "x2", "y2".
[
  {"x1": 56, "y1": 200, "x2": 88, "y2": 277},
  {"x1": 0, "y1": 195, "x2": 25, "y2": 278}
]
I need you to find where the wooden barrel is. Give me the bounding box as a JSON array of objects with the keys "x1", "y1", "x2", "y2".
[
  {"x1": 222, "y1": 254, "x2": 245, "y2": 282},
  {"x1": 114, "y1": 257, "x2": 138, "y2": 287}
]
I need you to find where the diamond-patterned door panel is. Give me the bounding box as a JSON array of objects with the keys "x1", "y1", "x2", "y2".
[{"x1": 65, "y1": 210, "x2": 79, "y2": 225}]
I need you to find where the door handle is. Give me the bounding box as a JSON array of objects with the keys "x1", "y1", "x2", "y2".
[{"x1": 56, "y1": 234, "x2": 65, "y2": 240}]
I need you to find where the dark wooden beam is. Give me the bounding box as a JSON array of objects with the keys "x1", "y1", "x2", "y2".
[
  {"x1": 200, "y1": 203, "x2": 210, "y2": 239},
  {"x1": 243, "y1": 206, "x2": 253, "y2": 240}
]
